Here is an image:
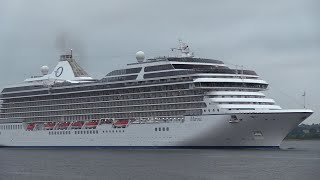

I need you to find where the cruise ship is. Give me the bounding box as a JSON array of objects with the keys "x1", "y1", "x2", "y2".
[{"x1": 0, "y1": 41, "x2": 313, "y2": 148}]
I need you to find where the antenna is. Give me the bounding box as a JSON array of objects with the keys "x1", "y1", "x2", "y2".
[
  {"x1": 171, "y1": 39, "x2": 194, "y2": 58},
  {"x1": 241, "y1": 65, "x2": 244, "y2": 79},
  {"x1": 70, "y1": 49, "x2": 73, "y2": 58},
  {"x1": 235, "y1": 65, "x2": 238, "y2": 75},
  {"x1": 302, "y1": 91, "x2": 306, "y2": 108}
]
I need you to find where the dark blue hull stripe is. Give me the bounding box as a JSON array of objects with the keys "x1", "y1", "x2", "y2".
[{"x1": 0, "y1": 146, "x2": 280, "y2": 149}]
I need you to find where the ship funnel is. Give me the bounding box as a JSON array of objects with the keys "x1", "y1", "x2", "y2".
[{"x1": 25, "y1": 50, "x2": 94, "y2": 83}]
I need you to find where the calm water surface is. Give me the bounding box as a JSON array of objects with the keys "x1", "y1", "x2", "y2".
[{"x1": 0, "y1": 140, "x2": 319, "y2": 180}]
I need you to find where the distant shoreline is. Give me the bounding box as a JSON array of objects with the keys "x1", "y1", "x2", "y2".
[
  {"x1": 284, "y1": 138, "x2": 320, "y2": 140},
  {"x1": 285, "y1": 123, "x2": 320, "y2": 140}
]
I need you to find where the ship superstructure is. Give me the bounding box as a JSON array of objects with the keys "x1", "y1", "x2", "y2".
[{"x1": 0, "y1": 41, "x2": 313, "y2": 148}]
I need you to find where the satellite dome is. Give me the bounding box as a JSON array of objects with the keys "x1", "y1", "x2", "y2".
[
  {"x1": 136, "y1": 51, "x2": 145, "y2": 63},
  {"x1": 41, "y1": 65, "x2": 49, "y2": 75}
]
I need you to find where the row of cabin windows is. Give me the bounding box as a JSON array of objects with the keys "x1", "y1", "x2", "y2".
[
  {"x1": 217, "y1": 102, "x2": 274, "y2": 105},
  {"x1": 3, "y1": 89, "x2": 203, "y2": 109},
  {"x1": 105, "y1": 67, "x2": 142, "y2": 76},
  {"x1": 203, "y1": 109, "x2": 220, "y2": 113},
  {"x1": 144, "y1": 64, "x2": 174, "y2": 72},
  {"x1": 195, "y1": 82, "x2": 268, "y2": 89},
  {"x1": 102, "y1": 75, "x2": 138, "y2": 83},
  {"x1": 0, "y1": 124, "x2": 23, "y2": 130},
  {"x1": 3, "y1": 83, "x2": 191, "y2": 101},
  {"x1": 204, "y1": 108, "x2": 257, "y2": 112},
  {"x1": 48, "y1": 129, "x2": 125, "y2": 135},
  {"x1": 155, "y1": 127, "x2": 169, "y2": 131},
  {"x1": 102, "y1": 130, "x2": 125, "y2": 133},
  {"x1": 54, "y1": 76, "x2": 191, "y2": 94},
  {"x1": 143, "y1": 69, "x2": 256, "y2": 79},
  {"x1": 2, "y1": 76, "x2": 192, "y2": 96},
  {"x1": 1, "y1": 102, "x2": 205, "y2": 119},
  {"x1": 49, "y1": 131, "x2": 72, "y2": 135},
  {"x1": 144, "y1": 70, "x2": 192, "y2": 79},
  {"x1": 75, "y1": 130, "x2": 99, "y2": 134},
  {"x1": 5, "y1": 109, "x2": 202, "y2": 122},
  {"x1": 4, "y1": 97, "x2": 203, "y2": 114},
  {"x1": 199, "y1": 76, "x2": 258, "y2": 80},
  {"x1": 3, "y1": 96, "x2": 203, "y2": 113},
  {"x1": 208, "y1": 95, "x2": 264, "y2": 98}
]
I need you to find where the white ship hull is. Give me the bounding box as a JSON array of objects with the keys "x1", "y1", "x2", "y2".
[{"x1": 0, "y1": 110, "x2": 312, "y2": 148}]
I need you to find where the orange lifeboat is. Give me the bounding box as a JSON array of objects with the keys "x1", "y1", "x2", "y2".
[
  {"x1": 71, "y1": 121, "x2": 84, "y2": 129},
  {"x1": 85, "y1": 121, "x2": 99, "y2": 129},
  {"x1": 26, "y1": 123, "x2": 35, "y2": 131},
  {"x1": 113, "y1": 119, "x2": 129, "y2": 128},
  {"x1": 44, "y1": 122, "x2": 56, "y2": 130},
  {"x1": 57, "y1": 122, "x2": 71, "y2": 130}
]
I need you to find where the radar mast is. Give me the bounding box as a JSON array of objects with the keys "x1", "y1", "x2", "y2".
[{"x1": 171, "y1": 39, "x2": 194, "y2": 58}]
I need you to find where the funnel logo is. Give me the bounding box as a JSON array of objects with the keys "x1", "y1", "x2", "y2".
[{"x1": 55, "y1": 67, "x2": 63, "y2": 77}]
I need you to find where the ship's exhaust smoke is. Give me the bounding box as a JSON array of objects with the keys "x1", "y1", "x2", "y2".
[{"x1": 54, "y1": 32, "x2": 87, "y2": 66}]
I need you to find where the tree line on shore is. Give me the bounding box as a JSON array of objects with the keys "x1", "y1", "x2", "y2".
[{"x1": 286, "y1": 123, "x2": 320, "y2": 139}]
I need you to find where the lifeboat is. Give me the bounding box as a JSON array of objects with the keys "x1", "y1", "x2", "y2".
[
  {"x1": 113, "y1": 119, "x2": 129, "y2": 128},
  {"x1": 71, "y1": 121, "x2": 84, "y2": 129},
  {"x1": 44, "y1": 122, "x2": 56, "y2": 130},
  {"x1": 85, "y1": 121, "x2": 99, "y2": 129},
  {"x1": 26, "y1": 123, "x2": 35, "y2": 131},
  {"x1": 57, "y1": 122, "x2": 71, "y2": 130}
]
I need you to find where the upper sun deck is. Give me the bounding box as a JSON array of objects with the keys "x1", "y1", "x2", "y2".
[
  {"x1": 1, "y1": 40, "x2": 260, "y2": 95},
  {"x1": 103, "y1": 54, "x2": 258, "y2": 81},
  {"x1": 127, "y1": 57, "x2": 224, "y2": 66}
]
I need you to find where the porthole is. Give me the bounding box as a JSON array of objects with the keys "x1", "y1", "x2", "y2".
[
  {"x1": 155, "y1": 128, "x2": 157, "y2": 131},
  {"x1": 166, "y1": 127, "x2": 169, "y2": 131}
]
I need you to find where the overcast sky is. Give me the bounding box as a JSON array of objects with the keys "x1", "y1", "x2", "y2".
[{"x1": 0, "y1": 0, "x2": 319, "y2": 124}]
